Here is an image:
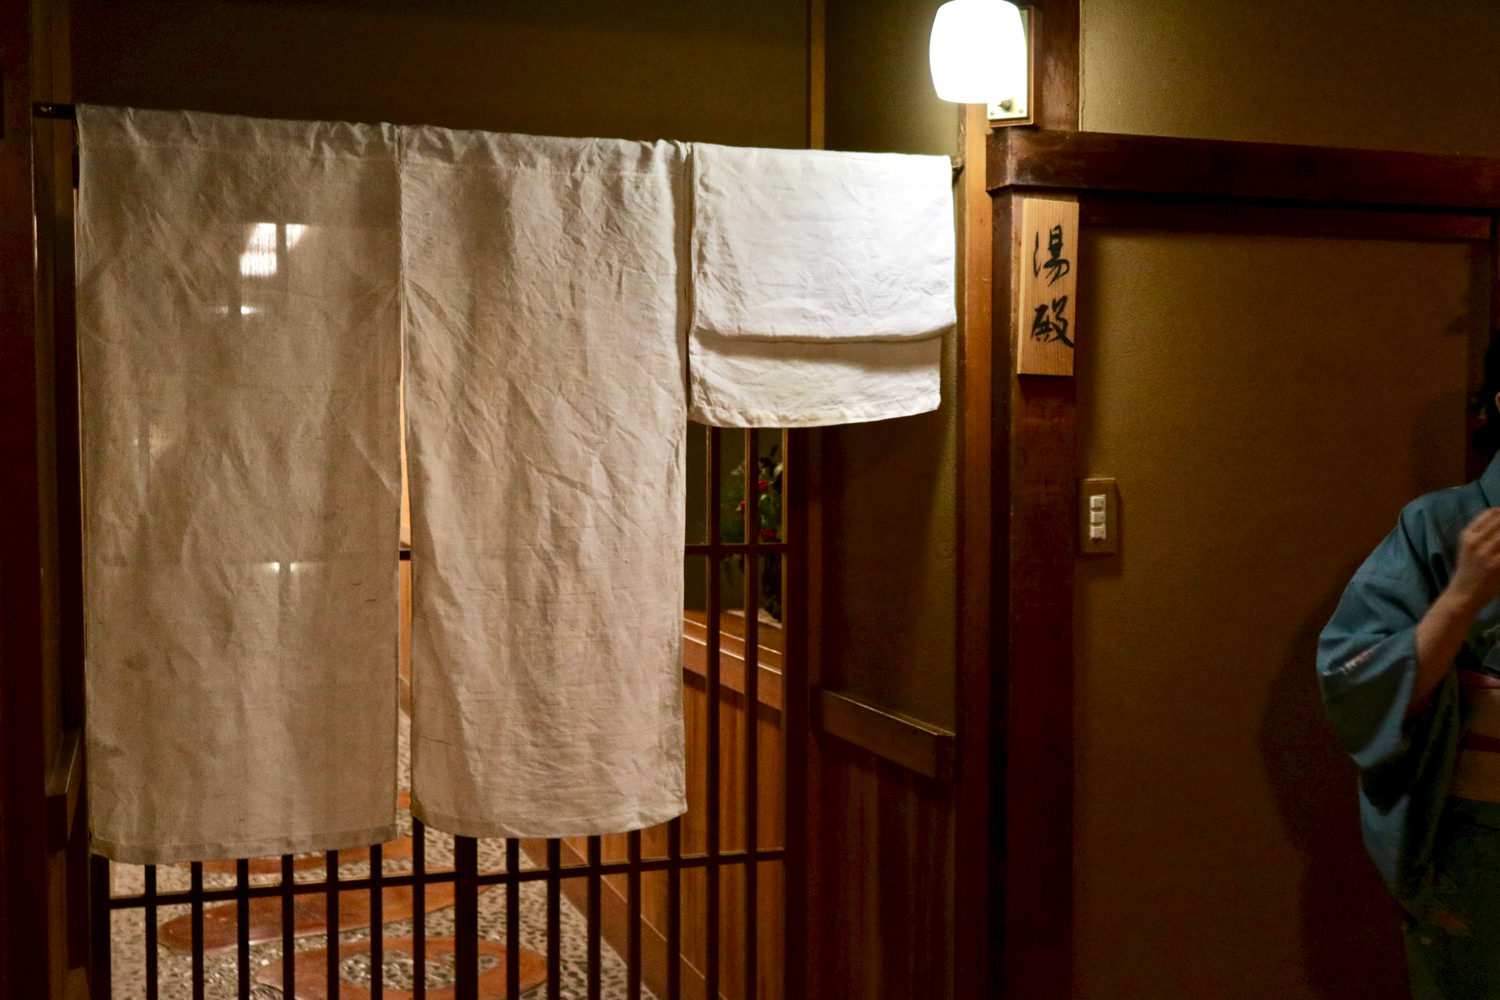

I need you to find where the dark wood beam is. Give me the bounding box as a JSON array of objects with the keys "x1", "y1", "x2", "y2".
[
  {"x1": 989, "y1": 128, "x2": 1500, "y2": 211},
  {"x1": 994, "y1": 6, "x2": 1078, "y2": 1000},
  {"x1": 1032, "y1": 0, "x2": 1079, "y2": 131},
  {"x1": 1081, "y1": 196, "x2": 1491, "y2": 241}
]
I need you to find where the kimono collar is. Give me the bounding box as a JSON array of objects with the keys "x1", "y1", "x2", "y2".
[{"x1": 1482, "y1": 452, "x2": 1500, "y2": 508}]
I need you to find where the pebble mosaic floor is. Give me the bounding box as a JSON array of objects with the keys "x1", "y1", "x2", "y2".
[{"x1": 107, "y1": 716, "x2": 657, "y2": 1000}]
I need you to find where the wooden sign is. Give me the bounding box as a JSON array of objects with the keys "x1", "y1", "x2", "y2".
[{"x1": 1015, "y1": 195, "x2": 1079, "y2": 376}]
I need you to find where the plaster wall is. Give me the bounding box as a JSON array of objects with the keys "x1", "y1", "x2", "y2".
[{"x1": 1074, "y1": 2, "x2": 1499, "y2": 996}]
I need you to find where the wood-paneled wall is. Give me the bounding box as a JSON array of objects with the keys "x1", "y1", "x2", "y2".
[{"x1": 814, "y1": 740, "x2": 955, "y2": 1000}]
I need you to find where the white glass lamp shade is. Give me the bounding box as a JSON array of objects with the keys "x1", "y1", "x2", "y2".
[{"x1": 929, "y1": 0, "x2": 1028, "y2": 105}]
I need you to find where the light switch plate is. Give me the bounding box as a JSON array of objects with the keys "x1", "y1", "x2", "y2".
[{"x1": 1079, "y1": 477, "x2": 1119, "y2": 556}]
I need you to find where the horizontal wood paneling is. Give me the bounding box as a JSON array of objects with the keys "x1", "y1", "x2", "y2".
[
  {"x1": 684, "y1": 611, "x2": 784, "y2": 712},
  {"x1": 814, "y1": 737, "x2": 954, "y2": 1000}
]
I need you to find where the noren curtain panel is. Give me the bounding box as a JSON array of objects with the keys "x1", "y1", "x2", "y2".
[{"x1": 77, "y1": 105, "x2": 953, "y2": 862}]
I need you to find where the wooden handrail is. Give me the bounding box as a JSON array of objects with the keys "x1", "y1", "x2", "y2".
[{"x1": 816, "y1": 689, "x2": 956, "y2": 782}]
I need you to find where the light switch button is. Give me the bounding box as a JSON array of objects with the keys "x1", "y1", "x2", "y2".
[{"x1": 1080, "y1": 476, "x2": 1120, "y2": 555}]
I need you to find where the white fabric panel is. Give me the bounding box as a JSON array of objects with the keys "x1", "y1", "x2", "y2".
[
  {"x1": 401, "y1": 128, "x2": 688, "y2": 837},
  {"x1": 77, "y1": 106, "x2": 403, "y2": 864},
  {"x1": 689, "y1": 144, "x2": 956, "y2": 342},
  {"x1": 687, "y1": 331, "x2": 943, "y2": 428},
  {"x1": 686, "y1": 144, "x2": 953, "y2": 427}
]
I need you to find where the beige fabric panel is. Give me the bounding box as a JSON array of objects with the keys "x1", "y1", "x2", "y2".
[
  {"x1": 1074, "y1": 229, "x2": 1477, "y2": 1000},
  {"x1": 401, "y1": 128, "x2": 688, "y2": 838},
  {"x1": 78, "y1": 106, "x2": 403, "y2": 864}
]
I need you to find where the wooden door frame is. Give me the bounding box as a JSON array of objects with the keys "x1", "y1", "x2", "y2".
[
  {"x1": 0, "y1": 0, "x2": 90, "y2": 997},
  {"x1": 982, "y1": 122, "x2": 1500, "y2": 998},
  {"x1": 953, "y1": 4, "x2": 1082, "y2": 998}
]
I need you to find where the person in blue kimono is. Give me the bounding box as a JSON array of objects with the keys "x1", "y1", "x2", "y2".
[{"x1": 1320, "y1": 353, "x2": 1500, "y2": 999}]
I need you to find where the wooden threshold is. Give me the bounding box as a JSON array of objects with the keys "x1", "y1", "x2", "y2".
[{"x1": 989, "y1": 128, "x2": 1500, "y2": 211}]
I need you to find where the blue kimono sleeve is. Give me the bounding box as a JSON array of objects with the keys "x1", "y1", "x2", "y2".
[{"x1": 1317, "y1": 506, "x2": 1464, "y2": 896}]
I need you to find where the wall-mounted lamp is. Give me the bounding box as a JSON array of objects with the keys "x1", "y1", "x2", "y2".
[{"x1": 928, "y1": 0, "x2": 1033, "y2": 126}]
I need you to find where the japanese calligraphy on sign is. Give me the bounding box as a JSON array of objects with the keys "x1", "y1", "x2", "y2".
[{"x1": 1016, "y1": 196, "x2": 1079, "y2": 375}]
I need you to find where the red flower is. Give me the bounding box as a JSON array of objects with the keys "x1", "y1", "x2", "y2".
[
  {"x1": 760, "y1": 528, "x2": 777, "y2": 541},
  {"x1": 757, "y1": 479, "x2": 769, "y2": 491}
]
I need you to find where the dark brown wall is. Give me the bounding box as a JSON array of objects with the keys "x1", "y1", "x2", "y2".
[{"x1": 74, "y1": 0, "x2": 808, "y2": 146}]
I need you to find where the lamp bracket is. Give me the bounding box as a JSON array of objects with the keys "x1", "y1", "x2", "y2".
[{"x1": 988, "y1": 6, "x2": 1035, "y2": 127}]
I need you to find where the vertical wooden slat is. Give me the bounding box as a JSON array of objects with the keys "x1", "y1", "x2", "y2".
[
  {"x1": 89, "y1": 854, "x2": 112, "y2": 1000},
  {"x1": 705, "y1": 426, "x2": 725, "y2": 1000},
  {"x1": 281, "y1": 855, "x2": 295, "y2": 1000},
  {"x1": 744, "y1": 429, "x2": 766, "y2": 1000},
  {"x1": 454, "y1": 836, "x2": 478, "y2": 1000},
  {"x1": 0, "y1": 6, "x2": 56, "y2": 993},
  {"x1": 626, "y1": 830, "x2": 642, "y2": 1000},
  {"x1": 799, "y1": 70, "x2": 825, "y2": 1000},
  {"x1": 666, "y1": 819, "x2": 681, "y2": 1000},
  {"x1": 546, "y1": 839, "x2": 561, "y2": 1000},
  {"x1": 957, "y1": 101, "x2": 996, "y2": 1000},
  {"x1": 370, "y1": 842, "x2": 384, "y2": 1000},
  {"x1": 783, "y1": 424, "x2": 818, "y2": 1000},
  {"x1": 413, "y1": 820, "x2": 426, "y2": 1000},
  {"x1": 586, "y1": 836, "x2": 602, "y2": 1000},
  {"x1": 1003, "y1": 210, "x2": 1081, "y2": 1000},
  {"x1": 189, "y1": 862, "x2": 204, "y2": 1000},
  {"x1": 326, "y1": 850, "x2": 341, "y2": 1000},
  {"x1": 505, "y1": 838, "x2": 521, "y2": 1000},
  {"x1": 807, "y1": 0, "x2": 825, "y2": 150},
  {"x1": 144, "y1": 864, "x2": 158, "y2": 1000},
  {"x1": 236, "y1": 858, "x2": 250, "y2": 999},
  {"x1": 1000, "y1": 3, "x2": 1079, "y2": 998}
]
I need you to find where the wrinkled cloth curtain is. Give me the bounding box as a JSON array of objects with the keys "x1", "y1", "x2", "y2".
[
  {"x1": 78, "y1": 106, "x2": 403, "y2": 864},
  {"x1": 401, "y1": 129, "x2": 688, "y2": 836},
  {"x1": 78, "y1": 105, "x2": 953, "y2": 859}
]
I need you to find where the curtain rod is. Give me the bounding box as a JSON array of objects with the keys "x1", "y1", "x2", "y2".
[{"x1": 34, "y1": 103, "x2": 965, "y2": 177}]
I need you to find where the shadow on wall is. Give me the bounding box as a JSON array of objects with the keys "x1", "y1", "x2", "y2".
[{"x1": 1258, "y1": 565, "x2": 1410, "y2": 1000}]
